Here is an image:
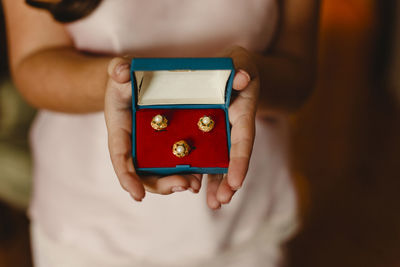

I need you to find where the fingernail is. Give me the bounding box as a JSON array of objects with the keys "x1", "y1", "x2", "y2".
[
  {"x1": 189, "y1": 188, "x2": 198, "y2": 194},
  {"x1": 172, "y1": 186, "x2": 187, "y2": 193},
  {"x1": 130, "y1": 193, "x2": 142, "y2": 202},
  {"x1": 116, "y1": 63, "x2": 130, "y2": 75},
  {"x1": 214, "y1": 204, "x2": 222, "y2": 210},
  {"x1": 230, "y1": 184, "x2": 242, "y2": 191},
  {"x1": 238, "y1": 69, "x2": 251, "y2": 82},
  {"x1": 219, "y1": 196, "x2": 231, "y2": 204}
]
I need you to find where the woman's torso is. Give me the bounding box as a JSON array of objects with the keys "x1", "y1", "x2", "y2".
[
  {"x1": 66, "y1": 0, "x2": 278, "y2": 56},
  {"x1": 29, "y1": 1, "x2": 297, "y2": 266}
]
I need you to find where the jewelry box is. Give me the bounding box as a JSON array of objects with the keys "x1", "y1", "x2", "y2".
[{"x1": 131, "y1": 58, "x2": 235, "y2": 175}]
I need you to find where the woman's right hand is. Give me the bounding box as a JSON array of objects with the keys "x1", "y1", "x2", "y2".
[{"x1": 104, "y1": 57, "x2": 202, "y2": 201}]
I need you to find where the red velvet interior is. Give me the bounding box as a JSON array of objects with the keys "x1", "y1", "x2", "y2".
[{"x1": 135, "y1": 109, "x2": 229, "y2": 168}]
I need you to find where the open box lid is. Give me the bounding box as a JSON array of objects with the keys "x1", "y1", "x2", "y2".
[{"x1": 131, "y1": 58, "x2": 235, "y2": 108}]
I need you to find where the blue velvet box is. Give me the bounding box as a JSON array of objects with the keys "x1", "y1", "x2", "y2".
[{"x1": 131, "y1": 58, "x2": 235, "y2": 175}]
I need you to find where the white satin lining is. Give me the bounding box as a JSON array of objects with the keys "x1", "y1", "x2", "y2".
[{"x1": 135, "y1": 70, "x2": 231, "y2": 105}]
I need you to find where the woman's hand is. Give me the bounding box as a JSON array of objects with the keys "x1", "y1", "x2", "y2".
[
  {"x1": 207, "y1": 46, "x2": 259, "y2": 209},
  {"x1": 105, "y1": 47, "x2": 259, "y2": 209},
  {"x1": 104, "y1": 58, "x2": 202, "y2": 201}
]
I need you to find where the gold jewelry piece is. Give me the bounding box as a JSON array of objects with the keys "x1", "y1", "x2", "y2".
[
  {"x1": 151, "y1": 114, "x2": 168, "y2": 131},
  {"x1": 198, "y1": 116, "x2": 215, "y2": 132},
  {"x1": 172, "y1": 140, "x2": 191, "y2": 158}
]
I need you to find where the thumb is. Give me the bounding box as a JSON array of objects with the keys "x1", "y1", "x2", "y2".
[
  {"x1": 233, "y1": 69, "x2": 251, "y2": 91},
  {"x1": 107, "y1": 57, "x2": 131, "y2": 84},
  {"x1": 220, "y1": 46, "x2": 257, "y2": 91}
]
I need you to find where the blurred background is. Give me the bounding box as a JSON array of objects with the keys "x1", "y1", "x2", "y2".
[
  {"x1": 0, "y1": 0, "x2": 399, "y2": 266},
  {"x1": 0, "y1": 0, "x2": 35, "y2": 267}
]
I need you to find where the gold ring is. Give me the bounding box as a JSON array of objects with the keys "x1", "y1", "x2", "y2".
[
  {"x1": 151, "y1": 114, "x2": 168, "y2": 131},
  {"x1": 198, "y1": 116, "x2": 215, "y2": 132},
  {"x1": 172, "y1": 140, "x2": 190, "y2": 158}
]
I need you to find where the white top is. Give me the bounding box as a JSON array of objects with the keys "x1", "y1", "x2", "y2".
[{"x1": 29, "y1": 0, "x2": 298, "y2": 266}]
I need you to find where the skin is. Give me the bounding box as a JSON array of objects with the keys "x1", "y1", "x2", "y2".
[{"x1": 3, "y1": 0, "x2": 320, "y2": 209}]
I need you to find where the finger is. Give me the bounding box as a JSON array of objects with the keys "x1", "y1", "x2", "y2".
[
  {"x1": 216, "y1": 175, "x2": 236, "y2": 204},
  {"x1": 233, "y1": 69, "x2": 251, "y2": 91},
  {"x1": 104, "y1": 62, "x2": 132, "y2": 114},
  {"x1": 207, "y1": 174, "x2": 223, "y2": 210},
  {"x1": 142, "y1": 174, "x2": 196, "y2": 195},
  {"x1": 105, "y1": 95, "x2": 145, "y2": 201},
  {"x1": 106, "y1": 107, "x2": 145, "y2": 201},
  {"x1": 227, "y1": 78, "x2": 258, "y2": 191},
  {"x1": 188, "y1": 174, "x2": 203, "y2": 193},
  {"x1": 227, "y1": 113, "x2": 255, "y2": 190},
  {"x1": 110, "y1": 142, "x2": 145, "y2": 201},
  {"x1": 105, "y1": 57, "x2": 144, "y2": 200},
  {"x1": 108, "y1": 57, "x2": 131, "y2": 84},
  {"x1": 104, "y1": 58, "x2": 133, "y2": 141}
]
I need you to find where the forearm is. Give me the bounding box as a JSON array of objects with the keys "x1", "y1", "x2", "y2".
[
  {"x1": 12, "y1": 47, "x2": 111, "y2": 113},
  {"x1": 253, "y1": 51, "x2": 316, "y2": 114}
]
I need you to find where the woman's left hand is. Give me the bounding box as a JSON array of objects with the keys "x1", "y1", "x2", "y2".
[{"x1": 206, "y1": 46, "x2": 260, "y2": 209}]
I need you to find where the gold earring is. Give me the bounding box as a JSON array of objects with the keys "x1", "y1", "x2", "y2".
[
  {"x1": 151, "y1": 114, "x2": 168, "y2": 131},
  {"x1": 198, "y1": 116, "x2": 214, "y2": 132},
  {"x1": 172, "y1": 140, "x2": 191, "y2": 158}
]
